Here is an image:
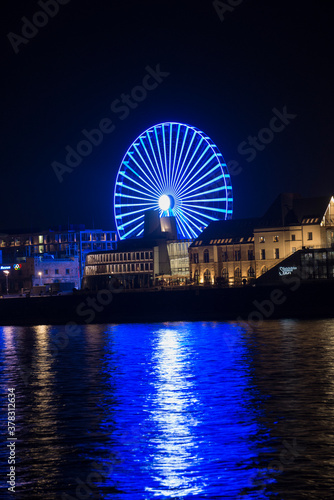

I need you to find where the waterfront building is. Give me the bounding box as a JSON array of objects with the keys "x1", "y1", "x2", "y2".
[
  {"x1": 82, "y1": 212, "x2": 192, "y2": 290},
  {"x1": 0, "y1": 255, "x2": 80, "y2": 293},
  {"x1": 189, "y1": 193, "x2": 334, "y2": 285},
  {"x1": 0, "y1": 226, "x2": 117, "y2": 282}
]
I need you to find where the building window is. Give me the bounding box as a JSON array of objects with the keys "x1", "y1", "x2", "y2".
[
  {"x1": 260, "y1": 249, "x2": 266, "y2": 260},
  {"x1": 140, "y1": 263, "x2": 144, "y2": 271},
  {"x1": 234, "y1": 267, "x2": 241, "y2": 278},
  {"x1": 149, "y1": 252, "x2": 153, "y2": 259},
  {"x1": 145, "y1": 252, "x2": 149, "y2": 260},
  {"x1": 204, "y1": 269, "x2": 211, "y2": 284},
  {"x1": 248, "y1": 249, "x2": 254, "y2": 260},
  {"x1": 234, "y1": 250, "x2": 241, "y2": 261},
  {"x1": 55, "y1": 269, "x2": 59, "y2": 274},
  {"x1": 203, "y1": 249, "x2": 209, "y2": 263},
  {"x1": 248, "y1": 267, "x2": 255, "y2": 278},
  {"x1": 120, "y1": 254, "x2": 123, "y2": 261},
  {"x1": 261, "y1": 266, "x2": 268, "y2": 275},
  {"x1": 194, "y1": 269, "x2": 199, "y2": 284},
  {"x1": 145, "y1": 263, "x2": 149, "y2": 270},
  {"x1": 291, "y1": 234, "x2": 296, "y2": 241},
  {"x1": 136, "y1": 252, "x2": 140, "y2": 260},
  {"x1": 292, "y1": 247, "x2": 296, "y2": 253},
  {"x1": 222, "y1": 251, "x2": 228, "y2": 262},
  {"x1": 222, "y1": 268, "x2": 228, "y2": 280},
  {"x1": 308, "y1": 232, "x2": 313, "y2": 240},
  {"x1": 273, "y1": 235, "x2": 279, "y2": 242},
  {"x1": 141, "y1": 252, "x2": 144, "y2": 260},
  {"x1": 194, "y1": 253, "x2": 199, "y2": 264},
  {"x1": 259, "y1": 236, "x2": 265, "y2": 243},
  {"x1": 44, "y1": 270, "x2": 48, "y2": 275},
  {"x1": 274, "y1": 248, "x2": 280, "y2": 259}
]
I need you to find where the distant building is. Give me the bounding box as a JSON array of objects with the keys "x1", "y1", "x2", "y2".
[
  {"x1": 82, "y1": 212, "x2": 192, "y2": 290},
  {"x1": 0, "y1": 226, "x2": 117, "y2": 282},
  {"x1": 0, "y1": 255, "x2": 80, "y2": 293},
  {"x1": 189, "y1": 194, "x2": 334, "y2": 285}
]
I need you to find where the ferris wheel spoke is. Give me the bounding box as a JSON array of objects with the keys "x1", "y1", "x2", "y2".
[
  {"x1": 174, "y1": 139, "x2": 207, "y2": 190},
  {"x1": 179, "y1": 173, "x2": 225, "y2": 198},
  {"x1": 132, "y1": 144, "x2": 164, "y2": 193},
  {"x1": 145, "y1": 132, "x2": 166, "y2": 189},
  {"x1": 182, "y1": 203, "x2": 228, "y2": 214},
  {"x1": 161, "y1": 124, "x2": 169, "y2": 187},
  {"x1": 176, "y1": 153, "x2": 217, "y2": 196},
  {"x1": 181, "y1": 197, "x2": 227, "y2": 203},
  {"x1": 117, "y1": 213, "x2": 145, "y2": 230},
  {"x1": 170, "y1": 123, "x2": 181, "y2": 187},
  {"x1": 139, "y1": 136, "x2": 164, "y2": 191},
  {"x1": 168, "y1": 123, "x2": 173, "y2": 186},
  {"x1": 181, "y1": 205, "x2": 219, "y2": 222},
  {"x1": 122, "y1": 220, "x2": 145, "y2": 239},
  {"x1": 116, "y1": 181, "x2": 157, "y2": 201},
  {"x1": 185, "y1": 184, "x2": 232, "y2": 199},
  {"x1": 115, "y1": 192, "x2": 157, "y2": 202},
  {"x1": 176, "y1": 209, "x2": 203, "y2": 236},
  {"x1": 174, "y1": 212, "x2": 196, "y2": 239},
  {"x1": 116, "y1": 205, "x2": 156, "y2": 219},
  {"x1": 172, "y1": 125, "x2": 189, "y2": 189},
  {"x1": 173, "y1": 128, "x2": 198, "y2": 188},
  {"x1": 117, "y1": 174, "x2": 159, "y2": 198},
  {"x1": 126, "y1": 153, "x2": 161, "y2": 196},
  {"x1": 154, "y1": 126, "x2": 167, "y2": 187}
]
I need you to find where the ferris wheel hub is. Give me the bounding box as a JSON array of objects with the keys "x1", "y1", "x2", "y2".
[{"x1": 159, "y1": 194, "x2": 174, "y2": 211}]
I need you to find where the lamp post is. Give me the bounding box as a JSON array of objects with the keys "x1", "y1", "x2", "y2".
[
  {"x1": 38, "y1": 272, "x2": 42, "y2": 286},
  {"x1": 3, "y1": 270, "x2": 9, "y2": 295}
]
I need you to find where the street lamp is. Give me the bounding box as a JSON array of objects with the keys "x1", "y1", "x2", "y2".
[
  {"x1": 3, "y1": 270, "x2": 9, "y2": 295},
  {"x1": 38, "y1": 272, "x2": 42, "y2": 285}
]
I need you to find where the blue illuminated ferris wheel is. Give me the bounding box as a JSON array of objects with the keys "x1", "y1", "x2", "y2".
[{"x1": 114, "y1": 122, "x2": 233, "y2": 239}]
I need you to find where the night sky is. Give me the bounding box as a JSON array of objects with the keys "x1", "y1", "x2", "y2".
[{"x1": 1, "y1": 0, "x2": 333, "y2": 233}]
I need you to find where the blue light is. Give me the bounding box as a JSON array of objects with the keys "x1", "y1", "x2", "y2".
[{"x1": 114, "y1": 122, "x2": 233, "y2": 239}]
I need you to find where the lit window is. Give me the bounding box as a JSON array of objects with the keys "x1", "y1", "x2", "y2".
[
  {"x1": 273, "y1": 235, "x2": 279, "y2": 242},
  {"x1": 259, "y1": 236, "x2": 265, "y2": 243}
]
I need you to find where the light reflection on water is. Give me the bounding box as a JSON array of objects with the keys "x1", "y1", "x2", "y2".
[{"x1": 0, "y1": 320, "x2": 334, "y2": 499}]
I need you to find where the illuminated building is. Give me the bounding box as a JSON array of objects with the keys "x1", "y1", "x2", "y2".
[
  {"x1": 82, "y1": 212, "x2": 192, "y2": 290},
  {"x1": 0, "y1": 227, "x2": 117, "y2": 282},
  {"x1": 189, "y1": 193, "x2": 334, "y2": 285}
]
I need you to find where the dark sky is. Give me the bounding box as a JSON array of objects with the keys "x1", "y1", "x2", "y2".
[{"x1": 1, "y1": 0, "x2": 333, "y2": 232}]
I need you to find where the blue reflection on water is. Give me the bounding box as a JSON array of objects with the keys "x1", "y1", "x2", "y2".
[
  {"x1": 97, "y1": 322, "x2": 273, "y2": 499},
  {"x1": 0, "y1": 322, "x2": 278, "y2": 499}
]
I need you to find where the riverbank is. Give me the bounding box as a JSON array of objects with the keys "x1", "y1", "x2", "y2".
[{"x1": 0, "y1": 280, "x2": 333, "y2": 326}]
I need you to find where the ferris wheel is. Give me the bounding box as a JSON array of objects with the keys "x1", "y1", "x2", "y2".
[{"x1": 114, "y1": 122, "x2": 233, "y2": 240}]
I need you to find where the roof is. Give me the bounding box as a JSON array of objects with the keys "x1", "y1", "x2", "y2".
[
  {"x1": 259, "y1": 193, "x2": 331, "y2": 227},
  {"x1": 189, "y1": 218, "x2": 260, "y2": 247}
]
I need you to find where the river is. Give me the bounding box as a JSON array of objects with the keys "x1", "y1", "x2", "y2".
[{"x1": 1, "y1": 320, "x2": 334, "y2": 499}]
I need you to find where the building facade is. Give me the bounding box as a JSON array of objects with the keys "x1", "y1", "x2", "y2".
[
  {"x1": 82, "y1": 214, "x2": 192, "y2": 290},
  {"x1": 189, "y1": 194, "x2": 334, "y2": 285},
  {"x1": 0, "y1": 226, "x2": 117, "y2": 282}
]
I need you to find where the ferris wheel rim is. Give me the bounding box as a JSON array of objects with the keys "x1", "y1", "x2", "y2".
[{"x1": 114, "y1": 122, "x2": 233, "y2": 240}]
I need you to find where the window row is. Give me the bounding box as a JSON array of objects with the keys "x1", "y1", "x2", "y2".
[
  {"x1": 87, "y1": 263, "x2": 153, "y2": 274},
  {"x1": 88, "y1": 251, "x2": 153, "y2": 264}
]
